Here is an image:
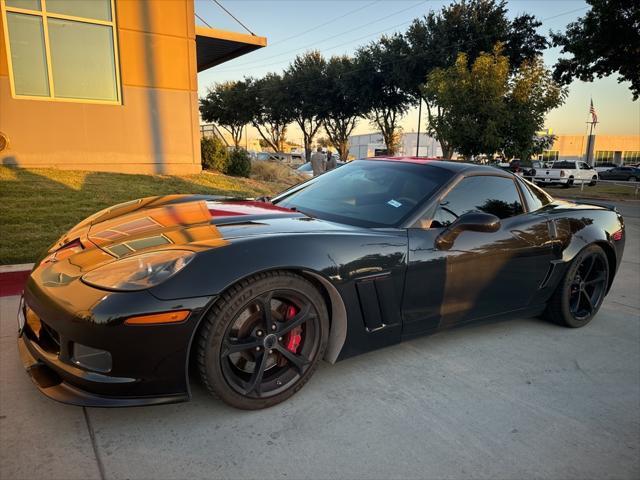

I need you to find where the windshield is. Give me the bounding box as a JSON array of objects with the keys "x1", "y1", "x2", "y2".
[
  {"x1": 274, "y1": 160, "x2": 452, "y2": 227},
  {"x1": 552, "y1": 161, "x2": 576, "y2": 169}
]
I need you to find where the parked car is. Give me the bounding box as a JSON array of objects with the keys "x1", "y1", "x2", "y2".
[
  {"x1": 296, "y1": 160, "x2": 345, "y2": 178},
  {"x1": 523, "y1": 160, "x2": 552, "y2": 178},
  {"x1": 594, "y1": 162, "x2": 617, "y2": 173},
  {"x1": 18, "y1": 158, "x2": 625, "y2": 410},
  {"x1": 598, "y1": 166, "x2": 640, "y2": 182},
  {"x1": 534, "y1": 160, "x2": 598, "y2": 187}
]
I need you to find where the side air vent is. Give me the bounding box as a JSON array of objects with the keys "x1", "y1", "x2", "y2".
[{"x1": 355, "y1": 274, "x2": 401, "y2": 332}]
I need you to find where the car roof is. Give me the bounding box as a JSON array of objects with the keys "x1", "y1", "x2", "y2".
[{"x1": 360, "y1": 156, "x2": 500, "y2": 175}]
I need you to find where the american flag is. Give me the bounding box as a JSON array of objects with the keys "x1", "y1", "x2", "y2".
[{"x1": 589, "y1": 99, "x2": 598, "y2": 124}]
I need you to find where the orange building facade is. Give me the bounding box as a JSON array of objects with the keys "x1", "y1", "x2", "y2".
[
  {"x1": 540, "y1": 134, "x2": 640, "y2": 165},
  {"x1": 0, "y1": 0, "x2": 265, "y2": 174}
]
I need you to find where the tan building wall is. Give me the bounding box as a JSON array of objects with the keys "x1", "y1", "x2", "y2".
[
  {"x1": 0, "y1": 0, "x2": 201, "y2": 174},
  {"x1": 546, "y1": 134, "x2": 640, "y2": 164}
]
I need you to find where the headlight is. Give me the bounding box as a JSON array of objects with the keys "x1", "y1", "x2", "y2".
[{"x1": 82, "y1": 250, "x2": 194, "y2": 291}]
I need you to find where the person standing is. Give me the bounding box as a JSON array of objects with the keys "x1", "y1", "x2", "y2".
[
  {"x1": 326, "y1": 150, "x2": 337, "y2": 171},
  {"x1": 310, "y1": 147, "x2": 326, "y2": 176}
]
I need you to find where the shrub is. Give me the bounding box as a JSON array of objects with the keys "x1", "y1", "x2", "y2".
[
  {"x1": 201, "y1": 136, "x2": 228, "y2": 172},
  {"x1": 226, "y1": 148, "x2": 252, "y2": 177},
  {"x1": 251, "y1": 160, "x2": 305, "y2": 185}
]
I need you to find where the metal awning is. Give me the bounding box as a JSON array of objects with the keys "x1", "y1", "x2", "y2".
[{"x1": 195, "y1": 26, "x2": 267, "y2": 72}]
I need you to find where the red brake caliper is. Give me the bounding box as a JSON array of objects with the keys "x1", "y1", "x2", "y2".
[{"x1": 284, "y1": 305, "x2": 302, "y2": 353}]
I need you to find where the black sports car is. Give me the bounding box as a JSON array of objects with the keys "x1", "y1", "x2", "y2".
[
  {"x1": 598, "y1": 166, "x2": 640, "y2": 182},
  {"x1": 18, "y1": 157, "x2": 625, "y2": 409}
]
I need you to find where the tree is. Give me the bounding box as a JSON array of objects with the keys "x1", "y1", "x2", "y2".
[
  {"x1": 400, "y1": 0, "x2": 548, "y2": 155},
  {"x1": 423, "y1": 47, "x2": 566, "y2": 160},
  {"x1": 551, "y1": 0, "x2": 640, "y2": 100},
  {"x1": 247, "y1": 74, "x2": 293, "y2": 152},
  {"x1": 501, "y1": 58, "x2": 567, "y2": 160},
  {"x1": 200, "y1": 135, "x2": 228, "y2": 172},
  {"x1": 284, "y1": 51, "x2": 328, "y2": 162},
  {"x1": 422, "y1": 46, "x2": 510, "y2": 159},
  {"x1": 356, "y1": 40, "x2": 411, "y2": 155},
  {"x1": 316, "y1": 136, "x2": 330, "y2": 148},
  {"x1": 200, "y1": 81, "x2": 253, "y2": 148},
  {"x1": 323, "y1": 56, "x2": 364, "y2": 160},
  {"x1": 402, "y1": 0, "x2": 547, "y2": 99}
]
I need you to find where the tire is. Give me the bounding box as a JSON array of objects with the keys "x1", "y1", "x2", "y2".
[
  {"x1": 544, "y1": 244, "x2": 609, "y2": 328},
  {"x1": 196, "y1": 271, "x2": 329, "y2": 409},
  {"x1": 589, "y1": 175, "x2": 597, "y2": 186},
  {"x1": 563, "y1": 177, "x2": 574, "y2": 188},
  {"x1": 629, "y1": 176, "x2": 637, "y2": 182}
]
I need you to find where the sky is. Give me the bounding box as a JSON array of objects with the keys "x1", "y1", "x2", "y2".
[{"x1": 195, "y1": 0, "x2": 640, "y2": 143}]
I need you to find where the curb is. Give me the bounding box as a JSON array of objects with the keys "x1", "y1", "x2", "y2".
[
  {"x1": 0, "y1": 264, "x2": 33, "y2": 297},
  {"x1": 0, "y1": 263, "x2": 34, "y2": 273}
]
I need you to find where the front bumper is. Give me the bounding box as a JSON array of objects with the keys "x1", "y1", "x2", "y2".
[
  {"x1": 18, "y1": 275, "x2": 215, "y2": 407},
  {"x1": 18, "y1": 333, "x2": 187, "y2": 407}
]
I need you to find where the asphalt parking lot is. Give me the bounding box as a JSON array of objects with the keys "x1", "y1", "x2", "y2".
[{"x1": 1, "y1": 201, "x2": 638, "y2": 480}]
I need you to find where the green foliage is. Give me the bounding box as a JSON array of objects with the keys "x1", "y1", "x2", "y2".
[
  {"x1": 248, "y1": 73, "x2": 294, "y2": 152},
  {"x1": 402, "y1": 0, "x2": 548, "y2": 100},
  {"x1": 551, "y1": 0, "x2": 640, "y2": 100},
  {"x1": 423, "y1": 47, "x2": 566, "y2": 159},
  {"x1": 423, "y1": 46, "x2": 510, "y2": 158},
  {"x1": 200, "y1": 136, "x2": 228, "y2": 172},
  {"x1": 323, "y1": 56, "x2": 364, "y2": 160},
  {"x1": 226, "y1": 148, "x2": 252, "y2": 178},
  {"x1": 355, "y1": 40, "x2": 411, "y2": 155},
  {"x1": 502, "y1": 58, "x2": 567, "y2": 159},
  {"x1": 200, "y1": 81, "x2": 253, "y2": 147},
  {"x1": 284, "y1": 51, "x2": 328, "y2": 161}
]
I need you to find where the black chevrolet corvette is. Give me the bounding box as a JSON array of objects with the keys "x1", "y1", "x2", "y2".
[{"x1": 18, "y1": 158, "x2": 625, "y2": 409}]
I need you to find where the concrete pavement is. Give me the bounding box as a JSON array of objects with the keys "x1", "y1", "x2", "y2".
[{"x1": 1, "y1": 202, "x2": 638, "y2": 480}]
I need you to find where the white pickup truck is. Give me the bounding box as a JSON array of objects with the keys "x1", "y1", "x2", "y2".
[{"x1": 533, "y1": 160, "x2": 598, "y2": 188}]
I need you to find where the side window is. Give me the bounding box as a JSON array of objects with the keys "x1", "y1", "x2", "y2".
[
  {"x1": 517, "y1": 177, "x2": 552, "y2": 211},
  {"x1": 431, "y1": 176, "x2": 524, "y2": 228},
  {"x1": 579, "y1": 162, "x2": 591, "y2": 169}
]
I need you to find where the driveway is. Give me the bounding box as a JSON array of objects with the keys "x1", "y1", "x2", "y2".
[{"x1": 1, "y1": 201, "x2": 639, "y2": 480}]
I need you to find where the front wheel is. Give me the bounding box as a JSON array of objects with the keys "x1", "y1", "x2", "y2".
[
  {"x1": 544, "y1": 245, "x2": 609, "y2": 328},
  {"x1": 629, "y1": 176, "x2": 637, "y2": 182},
  {"x1": 196, "y1": 271, "x2": 329, "y2": 409}
]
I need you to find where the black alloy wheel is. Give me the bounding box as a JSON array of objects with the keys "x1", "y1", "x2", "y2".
[
  {"x1": 568, "y1": 252, "x2": 608, "y2": 321},
  {"x1": 545, "y1": 244, "x2": 609, "y2": 328},
  {"x1": 220, "y1": 290, "x2": 320, "y2": 398},
  {"x1": 197, "y1": 271, "x2": 329, "y2": 409}
]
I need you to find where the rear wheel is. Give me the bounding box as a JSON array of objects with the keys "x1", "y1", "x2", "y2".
[
  {"x1": 589, "y1": 175, "x2": 597, "y2": 186},
  {"x1": 196, "y1": 271, "x2": 329, "y2": 409},
  {"x1": 563, "y1": 177, "x2": 574, "y2": 188},
  {"x1": 544, "y1": 245, "x2": 609, "y2": 328}
]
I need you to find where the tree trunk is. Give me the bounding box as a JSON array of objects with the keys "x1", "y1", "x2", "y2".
[
  {"x1": 303, "y1": 133, "x2": 312, "y2": 163},
  {"x1": 440, "y1": 141, "x2": 454, "y2": 159}
]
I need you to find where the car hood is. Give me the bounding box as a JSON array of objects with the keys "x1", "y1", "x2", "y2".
[{"x1": 40, "y1": 196, "x2": 356, "y2": 274}]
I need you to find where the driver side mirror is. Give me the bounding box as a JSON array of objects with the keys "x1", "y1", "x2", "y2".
[{"x1": 435, "y1": 212, "x2": 501, "y2": 250}]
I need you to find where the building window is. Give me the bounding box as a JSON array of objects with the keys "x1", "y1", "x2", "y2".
[
  {"x1": 595, "y1": 151, "x2": 615, "y2": 164},
  {"x1": 623, "y1": 151, "x2": 640, "y2": 164},
  {"x1": 1, "y1": 0, "x2": 120, "y2": 103},
  {"x1": 540, "y1": 150, "x2": 559, "y2": 162}
]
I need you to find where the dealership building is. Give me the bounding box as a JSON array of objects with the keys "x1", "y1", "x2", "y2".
[
  {"x1": 0, "y1": 0, "x2": 265, "y2": 174},
  {"x1": 539, "y1": 134, "x2": 640, "y2": 166}
]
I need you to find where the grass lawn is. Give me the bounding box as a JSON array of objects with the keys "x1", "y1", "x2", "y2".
[
  {"x1": 542, "y1": 182, "x2": 640, "y2": 201},
  {"x1": 0, "y1": 166, "x2": 290, "y2": 265}
]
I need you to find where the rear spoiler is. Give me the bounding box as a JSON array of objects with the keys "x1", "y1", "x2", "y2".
[{"x1": 568, "y1": 199, "x2": 617, "y2": 212}]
